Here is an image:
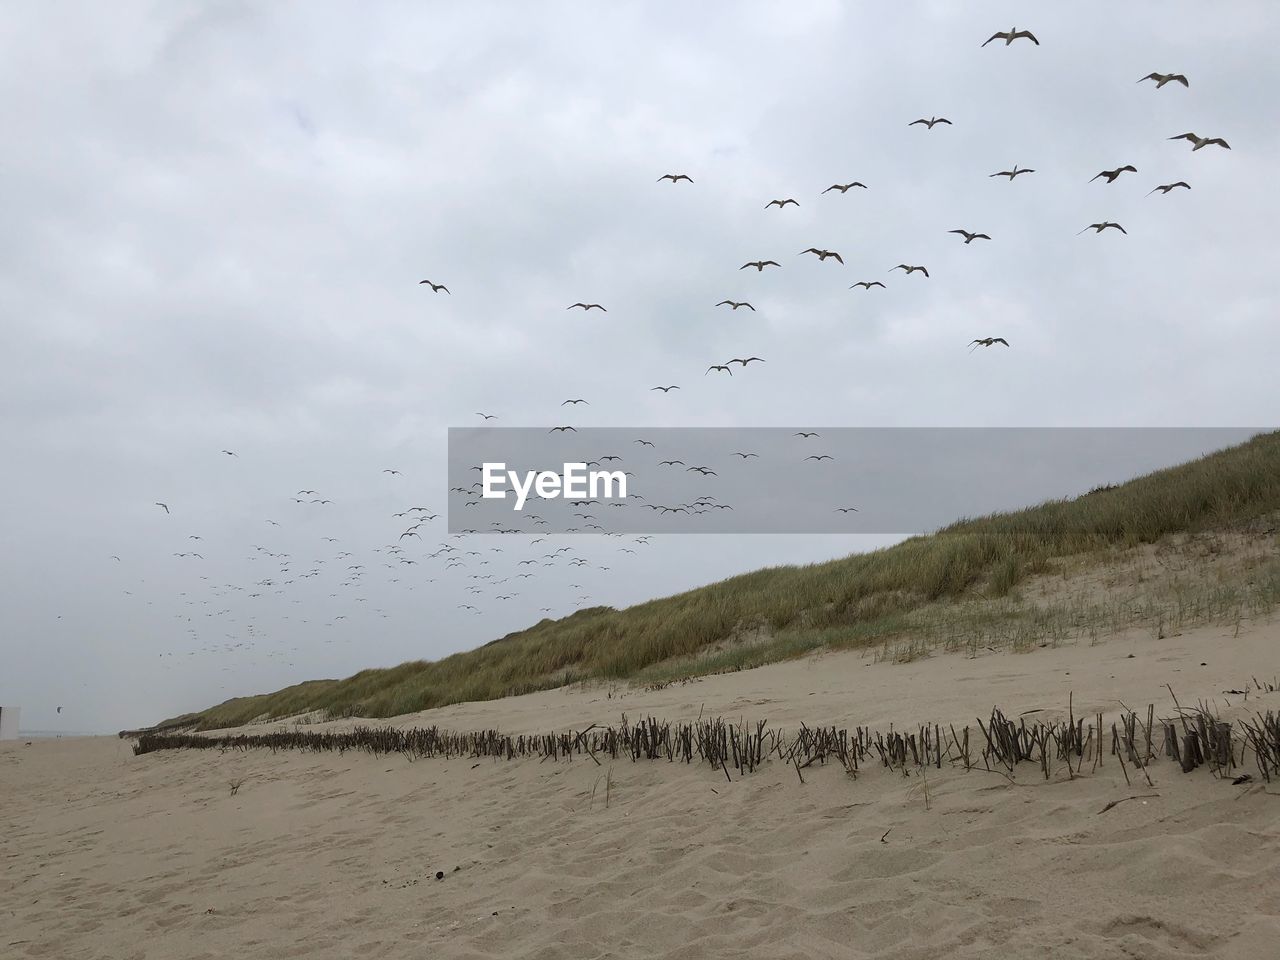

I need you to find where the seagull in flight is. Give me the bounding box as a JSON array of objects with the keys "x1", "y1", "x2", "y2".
[
  {"x1": 658, "y1": 173, "x2": 693, "y2": 183},
  {"x1": 982, "y1": 28, "x2": 1038, "y2": 46},
  {"x1": 909, "y1": 117, "x2": 951, "y2": 129},
  {"x1": 970, "y1": 337, "x2": 1010, "y2": 351},
  {"x1": 741, "y1": 260, "x2": 781, "y2": 271},
  {"x1": 419, "y1": 280, "x2": 450, "y2": 293},
  {"x1": 823, "y1": 181, "x2": 866, "y2": 193},
  {"x1": 892, "y1": 264, "x2": 929, "y2": 277},
  {"x1": 1139, "y1": 72, "x2": 1188, "y2": 89},
  {"x1": 221, "y1": 450, "x2": 237, "y2": 457},
  {"x1": 850, "y1": 281, "x2": 886, "y2": 290},
  {"x1": 1091, "y1": 165, "x2": 1137, "y2": 183},
  {"x1": 1147, "y1": 181, "x2": 1191, "y2": 196},
  {"x1": 155, "y1": 502, "x2": 170, "y2": 514},
  {"x1": 800, "y1": 248, "x2": 843, "y2": 264},
  {"x1": 568, "y1": 302, "x2": 606, "y2": 311},
  {"x1": 835, "y1": 507, "x2": 859, "y2": 513},
  {"x1": 716, "y1": 300, "x2": 755, "y2": 311},
  {"x1": 549, "y1": 425, "x2": 578, "y2": 433},
  {"x1": 990, "y1": 165, "x2": 1034, "y2": 180},
  {"x1": 650, "y1": 385, "x2": 680, "y2": 392},
  {"x1": 733, "y1": 452, "x2": 759, "y2": 459},
  {"x1": 383, "y1": 469, "x2": 402, "y2": 475},
  {"x1": 794, "y1": 431, "x2": 820, "y2": 438},
  {"x1": 948, "y1": 229, "x2": 991, "y2": 244},
  {"x1": 765, "y1": 198, "x2": 799, "y2": 209},
  {"x1": 728, "y1": 357, "x2": 765, "y2": 367},
  {"x1": 1168, "y1": 132, "x2": 1230, "y2": 151},
  {"x1": 1078, "y1": 222, "x2": 1127, "y2": 235},
  {"x1": 561, "y1": 398, "x2": 589, "y2": 406},
  {"x1": 706, "y1": 364, "x2": 734, "y2": 376},
  {"x1": 805, "y1": 455, "x2": 834, "y2": 462}
]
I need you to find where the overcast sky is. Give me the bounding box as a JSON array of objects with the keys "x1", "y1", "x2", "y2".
[{"x1": 2, "y1": 1, "x2": 1277, "y2": 734}]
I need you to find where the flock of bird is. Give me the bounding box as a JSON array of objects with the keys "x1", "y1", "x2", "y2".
[
  {"x1": 423, "y1": 34, "x2": 1231, "y2": 582},
  {"x1": 92, "y1": 23, "x2": 1233, "y2": 702}
]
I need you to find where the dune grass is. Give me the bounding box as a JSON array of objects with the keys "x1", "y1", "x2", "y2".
[{"x1": 159, "y1": 431, "x2": 1280, "y2": 732}]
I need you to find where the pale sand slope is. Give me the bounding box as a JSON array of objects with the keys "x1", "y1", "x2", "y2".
[{"x1": 3, "y1": 621, "x2": 1278, "y2": 960}]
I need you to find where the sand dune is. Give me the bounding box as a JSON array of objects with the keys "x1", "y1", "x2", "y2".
[{"x1": 4, "y1": 621, "x2": 1278, "y2": 959}]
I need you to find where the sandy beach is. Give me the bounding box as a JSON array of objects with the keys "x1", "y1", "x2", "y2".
[{"x1": 4, "y1": 621, "x2": 1277, "y2": 960}]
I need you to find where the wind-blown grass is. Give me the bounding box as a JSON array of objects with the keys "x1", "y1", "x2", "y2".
[{"x1": 158, "y1": 431, "x2": 1280, "y2": 732}]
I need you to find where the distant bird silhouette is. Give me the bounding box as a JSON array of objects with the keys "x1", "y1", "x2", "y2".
[
  {"x1": 794, "y1": 431, "x2": 820, "y2": 438},
  {"x1": 728, "y1": 357, "x2": 765, "y2": 366},
  {"x1": 982, "y1": 28, "x2": 1038, "y2": 46},
  {"x1": 990, "y1": 165, "x2": 1034, "y2": 180},
  {"x1": 1078, "y1": 222, "x2": 1127, "y2": 235},
  {"x1": 419, "y1": 280, "x2": 450, "y2": 293},
  {"x1": 383, "y1": 469, "x2": 402, "y2": 475},
  {"x1": 476, "y1": 412, "x2": 497, "y2": 420},
  {"x1": 766, "y1": 198, "x2": 799, "y2": 209},
  {"x1": 892, "y1": 264, "x2": 929, "y2": 277},
  {"x1": 561, "y1": 399, "x2": 589, "y2": 405},
  {"x1": 650, "y1": 385, "x2": 680, "y2": 392},
  {"x1": 823, "y1": 182, "x2": 866, "y2": 193},
  {"x1": 741, "y1": 260, "x2": 781, "y2": 271},
  {"x1": 1139, "y1": 72, "x2": 1188, "y2": 89},
  {"x1": 155, "y1": 502, "x2": 169, "y2": 514},
  {"x1": 806, "y1": 455, "x2": 834, "y2": 462},
  {"x1": 1091, "y1": 165, "x2": 1137, "y2": 183},
  {"x1": 658, "y1": 173, "x2": 693, "y2": 183},
  {"x1": 1147, "y1": 181, "x2": 1191, "y2": 196},
  {"x1": 800, "y1": 248, "x2": 843, "y2": 264},
  {"x1": 835, "y1": 507, "x2": 859, "y2": 513},
  {"x1": 850, "y1": 281, "x2": 886, "y2": 290},
  {"x1": 635, "y1": 439, "x2": 654, "y2": 447},
  {"x1": 568, "y1": 302, "x2": 606, "y2": 311},
  {"x1": 948, "y1": 229, "x2": 991, "y2": 244},
  {"x1": 1168, "y1": 132, "x2": 1229, "y2": 151},
  {"x1": 221, "y1": 450, "x2": 237, "y2": 457},
  {"x1": 910, "y1": 117, "x2": 951, "y2": 129},
  {"x1": 970, "y1": 338, "x2": 1010, "y2": 351},
  {"x1": 733, "y1": 452, "x2": 759, "y2": 459},
  {"x1": 706, "y1": 364, "x2": 734, "y2": 376},
  {"x1": 716, "y1": 300, "x2": 755, "y2": 311},
  {"x1": 549, "y1": 426, "x2": 577, "y2": 433}
]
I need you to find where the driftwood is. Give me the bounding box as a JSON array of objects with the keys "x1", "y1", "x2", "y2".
[{"x1": 132, "y1": 695, "x2": 1280, "y2": 787}]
